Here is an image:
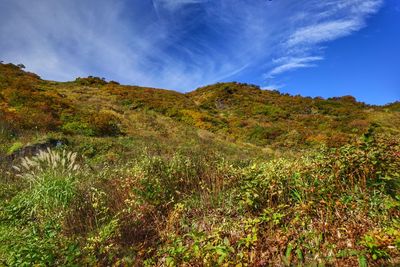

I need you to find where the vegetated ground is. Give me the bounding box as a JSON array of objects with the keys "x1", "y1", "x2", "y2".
[{"x1": 0, "y1": 62, "x2": 399, "y2": 266}]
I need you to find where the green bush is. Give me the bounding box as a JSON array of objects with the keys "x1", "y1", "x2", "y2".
[
  {"x1": 61, "y1": 121, "x2": 95, "y2": 136},
  {"x1": 248, "y1": 125, "x2": 284, "y2": 145},
  {"x1": 90, "y1": 111, "x2": 121, "y2": 137},
  {"x1": 7, "y1": 141, "x2": 23, "y2": 155}
]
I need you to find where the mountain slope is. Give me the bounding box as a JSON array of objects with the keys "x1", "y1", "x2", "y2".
[{"x1": 1, "y1": 62, "x2": 398, "y2": 155}]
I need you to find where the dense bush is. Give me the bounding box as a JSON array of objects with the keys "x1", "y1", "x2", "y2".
[
  {"x1": 74, "y1": 76, "x2": 107, "y2": 86},
  {"x1": 1, "y1": 133, "x2": 399, "y2": 266},
  {"x1": 61, "y1": 121, "x2": 95, "y2": 136},
  {"x1": 90, "y1": 111, "x2": 122, "y2": 137}
]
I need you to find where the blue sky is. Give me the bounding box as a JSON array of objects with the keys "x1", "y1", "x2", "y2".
[{"x1": 0, "y1": 0, "x2": 398, "y2": 104}]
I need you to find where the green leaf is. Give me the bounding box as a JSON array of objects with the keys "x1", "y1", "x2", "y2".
[{"x1": 358, "y1": 255, "x2": 368, "y2": 267}]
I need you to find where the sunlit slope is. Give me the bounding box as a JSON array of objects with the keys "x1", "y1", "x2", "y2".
[{"x1": 1, "y1": 63, "x2": 399, "y2": 150}]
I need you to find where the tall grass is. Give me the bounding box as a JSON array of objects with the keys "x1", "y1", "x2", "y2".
[
  {"x1": 0, "y1": 149, "x2": 82, "y2": 266},
  {"x1": 0, "y1": 133, "x2": 399, "y2": 266}
]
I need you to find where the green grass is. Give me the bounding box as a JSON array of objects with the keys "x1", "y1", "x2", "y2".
[{"x1": 0, "y1": 132, "x2": 399, "y2": 266}]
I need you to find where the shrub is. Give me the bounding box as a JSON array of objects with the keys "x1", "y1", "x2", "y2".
[
  {"x1": 61, "y1": 121, "x2": 95, "y2": 136},
  {"x1": 249, "y1": 125, "x2": 284, "y2": 145},
  {"x1": 91, "y1": 111, "x2": 121, "y2": 136},
  {"x1": 75, "y1": 76, "x2": 107, "y2": 86},
  {"x1": 7, "y1": 141, "x2": 23, "y2": 155},
  {"x1": 253, "y1": 104, "x2": 288, "y2": 120}
]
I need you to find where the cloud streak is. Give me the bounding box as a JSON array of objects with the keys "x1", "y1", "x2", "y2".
[
  {"x1": 156, "y1": 0, "x2": 209, "y2": 10},
  {"x1": 0, "y1": 0, "x2": 383, "y2": 90},
  {"x1": 267, "y1": 57, "x2": 324, "y2": 78}
]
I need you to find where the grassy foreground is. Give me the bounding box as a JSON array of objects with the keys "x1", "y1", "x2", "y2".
[
  {"x1": 0, "y1": 63, "x2": 399, "y2": 266},
  {"x1": 0, "y1": 130, "x2": 399, "y2": 266}
]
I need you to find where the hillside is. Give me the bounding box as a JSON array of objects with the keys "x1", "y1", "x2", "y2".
[
  {"x1": 1, "y1": 63, "x2": 399, "y2": 154},
  {"x1": 0, "y1": 63, "x2": 399, "y2": 266}
]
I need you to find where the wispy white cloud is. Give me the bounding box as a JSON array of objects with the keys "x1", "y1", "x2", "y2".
[
  {"x1": 286, "y1": 20, "x2": 361, "y2": 47},
  {"x1": 156, "y1": 0, "x2": 209, "y2": 10},
  {"x1": 265, "y1": 0, "x2": 383, "y2": 82},
  {"x1": 267, "y1": 57, "x2": 324, "y2": 78},
  {"x1": 262, "y1": 82, "x2": 286, "y2": 91},
  {"x1": 0, "y1": 0, "x2": 383, "y2": 90}
]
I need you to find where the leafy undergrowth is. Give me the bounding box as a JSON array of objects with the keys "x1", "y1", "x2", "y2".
[{"x1": 0, "y1": 131, "x2": 399, "y2": 266}]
